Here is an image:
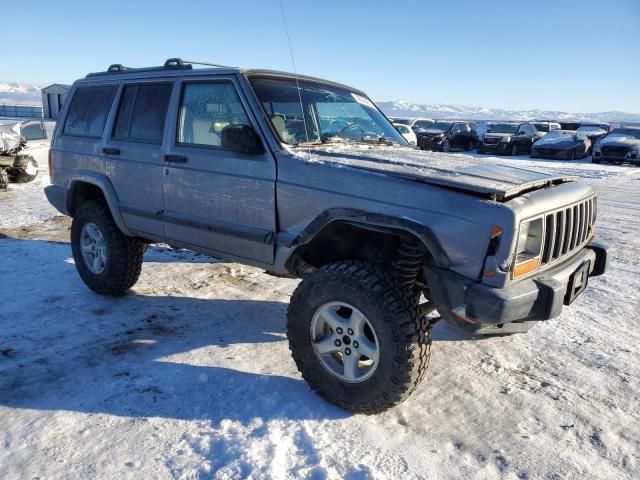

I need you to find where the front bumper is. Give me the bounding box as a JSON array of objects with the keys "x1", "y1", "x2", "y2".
[
  {"x1": 478, "y1": 142, "x2": 509, "y2": 154},
  {"x1": 531, "y1": 148, "x2": 572, "y2": 160},
  {"x1": 424, "y1": 242, "x2": 609, "y2": 335},
  {"x1": 593, "y1": 151, "x2": 639, "y2": 163}
]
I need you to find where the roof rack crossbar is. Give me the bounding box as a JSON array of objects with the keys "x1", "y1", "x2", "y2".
[{"x1": 86, "y1": 57, "x2": 234, "y2": 78}]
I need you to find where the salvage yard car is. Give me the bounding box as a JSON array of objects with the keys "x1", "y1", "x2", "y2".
[
  {"x1": 592, "y1": 126, "x2": 640, "y2": 165},
  {"x1": 0, "y1": 121, "x2": 42, "y2": 189},
  {"x1": 416, "y1": 120, "x2": 477, "y2": 152},
  {"x1": 477, "y1": 122, "x2": 538, "y2": 156},
  {"x1": 393, "y1": 123, "x2": 417, "y2": 146},
  {"x1": 45, "y1": 59, "x2": 608, "y2": 413},
  {"x1": 530, "y1": 130, "x2": 591, "y2": 160}
]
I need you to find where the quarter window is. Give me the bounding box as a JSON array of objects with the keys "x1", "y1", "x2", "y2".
[
  {"x1": 113, "y1": 84, "x2": 173, "y2": 143},
  {"x1": 63, "y1": 86, "x2": 116, "y2": 138},
  {"x1": 177, "y1": 82, "x2": 250, "y2": 148}
]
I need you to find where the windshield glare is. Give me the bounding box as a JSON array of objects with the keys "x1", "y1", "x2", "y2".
[
  {"x1": 428, "y1": 122, "x2": 453, "y2": 131},
  {"x1": 250, "y1": 77, "x2": 406, "y2": 146},
  {"x1": 545, "y1": 130, "x2": 574, "y2": 139},
  {"x1": 487, "y1": 124, "x2": 518, "y2": 134},
  {"x1": 609, "y1": 128, "x2": 640, "y2": 139}
]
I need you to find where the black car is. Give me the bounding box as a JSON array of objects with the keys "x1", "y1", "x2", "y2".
[
  {"x1": 416, "y1": 121, "x2": 477, "y2": 152},
  {"x1": 530, "y1": 130, "x2": 591, "y2": 160},
  {"x1": 477, "y1": 122, "x2": 539, "y2": 155},
  {"x1": 592, "y1": 126, "x2": 640, "y2": 165}
]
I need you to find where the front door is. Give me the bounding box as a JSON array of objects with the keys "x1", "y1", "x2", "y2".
[
  {"x1": 102, "y1": 82, "x2": 174, "y2": 238},
  {"x1": 162, "y1": 78, "x2": 276, "y2": 265}
]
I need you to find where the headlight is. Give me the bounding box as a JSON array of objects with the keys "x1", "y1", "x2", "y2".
[
  {"x1": 500, "y1": 136, "x2": 511, "y2": 143},
  {"x1": 513, "y1": 218, "x2": 544, "y2": 278}
]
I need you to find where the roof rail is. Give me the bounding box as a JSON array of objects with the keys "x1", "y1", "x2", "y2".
[{"x1": 86, "y1": 57, "x2": 195, "y2": 78}]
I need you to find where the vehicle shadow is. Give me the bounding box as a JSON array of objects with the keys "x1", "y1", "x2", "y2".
[{"x1": 0, "y1": 234, "x2": 483, "y2": 425}]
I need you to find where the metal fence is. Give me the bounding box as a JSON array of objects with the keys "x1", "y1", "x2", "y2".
[{"x1": 0, "y1": 104, "x2": 43, "y2": 119}]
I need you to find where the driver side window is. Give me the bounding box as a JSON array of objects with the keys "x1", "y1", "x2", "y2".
[{"x1": 177, "y1": 81, "x2": 250, "y2": 148}]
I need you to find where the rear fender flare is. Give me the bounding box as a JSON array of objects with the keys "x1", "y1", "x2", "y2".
[{"x1": 68, "y1": 171, "x2": 132, "y2": 236}]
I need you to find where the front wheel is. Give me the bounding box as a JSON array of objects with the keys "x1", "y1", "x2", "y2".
[
  {"x1": 467, "y1": 140, "x2": 474, "y2": 151},
  {"x1": 442, "y1": 140, "x2": 451, "y2": 153},
  {"x1": 511, "y1": 144, "x2": 518, "y2": 156},
  {"x1": 287, "y1": 261, "x2": 431, "y2": 414},
  {"x1": 71, "y1": 199, "x2": 146, "y2": 295}
]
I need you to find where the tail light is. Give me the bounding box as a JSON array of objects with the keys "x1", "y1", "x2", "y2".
[{"x1": 48, "y1": 149, "x2": 53, "y2": 177}]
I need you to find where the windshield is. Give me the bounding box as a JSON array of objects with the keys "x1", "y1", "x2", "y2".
[
  {"x1": 392, "y1": 118, "x2": 412, "y2": 126},
  {"x1": 250, "y1": 77, "x2": 406, "y2": 146},
  {"x1": 428, "y1": 121, "x2": 454, "y2": 131},
  {"x1": 487, "y1": 124, "x2": 518, "y2": 134},
  {"x1": 608, "y1": 128, "x2": 640, "y2": 139}
]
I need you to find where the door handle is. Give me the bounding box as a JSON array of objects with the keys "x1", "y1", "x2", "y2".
[
  {"x1": 165, "y1": 154, "x2": 188, "y2": 164},
  {"x1": 102, "y1": 147, "x2": 120, "y2": 155}
]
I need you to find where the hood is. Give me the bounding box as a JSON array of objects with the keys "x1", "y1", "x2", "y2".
[
  {"x1": 534, "y1": 135, "x2": 576, "y2": 147},
  {"x1": 417, "y1": 128, "x2": 446, "y2": 135},
  {"x1": 295, "y1": 144, "x2": 576, "y2": 201},
  {"x1": 598, "y1": 135, "x2": 640, "y2": 147},
  {"x1": 484, "y1": 132, "x2": 512, "y2": 139}
]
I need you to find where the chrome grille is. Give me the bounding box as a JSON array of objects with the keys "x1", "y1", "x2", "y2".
[{"x1": 540, "y1": 196, "x2": 596, "y2": 266}]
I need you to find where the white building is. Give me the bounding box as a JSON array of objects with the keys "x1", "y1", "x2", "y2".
[{"x1": 41, "y1": 84, "x2": 70, "y2": 119}]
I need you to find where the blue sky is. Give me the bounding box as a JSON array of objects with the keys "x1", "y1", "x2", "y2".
[{"x1": 5, "y1": 0, "x2": 639, "y2": 112}]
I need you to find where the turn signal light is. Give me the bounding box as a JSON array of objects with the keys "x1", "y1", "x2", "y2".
[{"x1": 513, "y1": 258, "x2": 540, "y2": 278}]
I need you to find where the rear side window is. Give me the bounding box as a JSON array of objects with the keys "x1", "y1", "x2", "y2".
[
  {"x1": 113, "y1": 84, "x2": 173, "y2": 143},
  {"x1": 63, "y1": 86, "x2": 116, "y2": 138},
  {"x1": 176, "y1": 81, "x2": 250, "y2": 148}
]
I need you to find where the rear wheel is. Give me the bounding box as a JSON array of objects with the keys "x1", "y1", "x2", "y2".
[
  {"x1": 467, "y1": 140, "x2": 474, "y2": 151},
  {"x1": 71, "y1": 199, "x2": 146, "y2": 296},
  {"x1": 287, "y1": 261, "x2": 431, "y2": 414}
]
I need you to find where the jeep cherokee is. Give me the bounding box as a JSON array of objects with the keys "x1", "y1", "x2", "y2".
[{"x1": 45, "y1": 59, "x2": 608, "y2": 413}]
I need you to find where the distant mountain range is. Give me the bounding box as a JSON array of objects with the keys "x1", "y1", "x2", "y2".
[
  {"x1": 0, "y1": 82, "x2": 42, "y2": 105},
  {"x1": 377, "y1": 100, "x2": 640, "y2": 123},
  {"x1": 1, "y1": 82, "x2": 638, "y2": 123}
]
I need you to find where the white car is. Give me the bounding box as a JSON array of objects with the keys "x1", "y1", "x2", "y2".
[
  {"x1": 394, "y1": 123, "x2": 417, "y2": 146},
  {"x1": 390, "y1": 117, "x2": 435, "y2": 132}
]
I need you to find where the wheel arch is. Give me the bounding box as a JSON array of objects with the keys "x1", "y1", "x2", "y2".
[
  {"x1": 281, "y1": 208, "x2": 449, "y2": 274},
  {"x1": 67, "y1": 172, "x2": 132, "y2": 236}
]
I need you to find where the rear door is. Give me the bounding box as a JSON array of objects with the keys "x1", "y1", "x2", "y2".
[
  {"x1": 162, "y1": 76, "x2": 276, "y2": 264},
  {"x1": 102, "y1": 81, "x2": 174, "y2": 238}
]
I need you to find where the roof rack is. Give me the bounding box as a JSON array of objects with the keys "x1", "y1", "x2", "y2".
[{"x1": 86, "y1": 57, "x2": 211, "y2": 78}]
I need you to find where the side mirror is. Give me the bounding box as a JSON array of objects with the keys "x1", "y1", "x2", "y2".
[{"x1": 221, "y1": 124, "x2": 265, "y2": 155}]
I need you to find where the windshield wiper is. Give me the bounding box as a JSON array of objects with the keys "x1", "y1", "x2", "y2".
[
  {"x1": 297, "y1": 136, "x2": 353, "y2": 148},
  {"x1": 358, "y1": 135, "x2": 399, "y2": 146}
]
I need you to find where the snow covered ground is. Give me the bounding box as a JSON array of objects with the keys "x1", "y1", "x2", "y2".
[{"x1": 0, "y1": 140, "x2": 639, "y2": 479}]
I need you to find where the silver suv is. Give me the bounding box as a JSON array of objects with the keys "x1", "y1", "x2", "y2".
[{"x1": 45, "y1": 59, "x2": 608, "y2": 413}]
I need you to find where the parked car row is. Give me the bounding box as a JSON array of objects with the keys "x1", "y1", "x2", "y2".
[{"x1": 390, "y1": 118, "x2": 639, "y2": 165}]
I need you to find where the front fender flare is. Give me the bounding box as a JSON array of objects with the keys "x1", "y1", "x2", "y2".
[
  {"x1": 68, "y1": 171, "x2": 132, "y2": 236},
  {"x1": 281, "y1": 208, "x2": 450, "y2": 268}
]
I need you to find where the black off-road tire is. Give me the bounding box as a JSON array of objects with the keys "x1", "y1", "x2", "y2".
[
  {"x1": 0, "y1": 169, "x2": 8, "y2": 191},
  {"x1": 287, "y1": 261, "x2": 431, "y2": 414},
  {"x1": 71, "y1": 199, "x2": 145, "y2": 296}
]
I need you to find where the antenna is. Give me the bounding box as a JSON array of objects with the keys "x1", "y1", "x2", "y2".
[{"x1": 280, "y1": 1, "x2": 311, "y2": 145}]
